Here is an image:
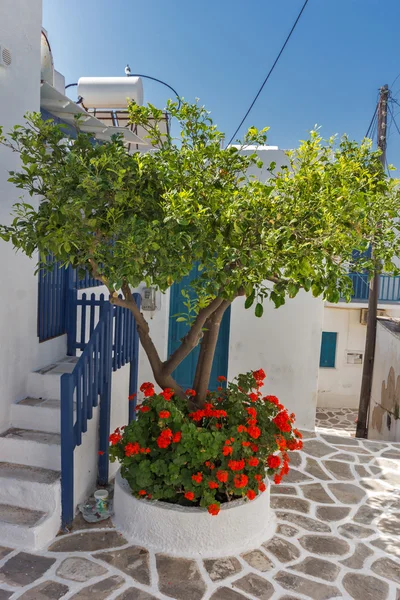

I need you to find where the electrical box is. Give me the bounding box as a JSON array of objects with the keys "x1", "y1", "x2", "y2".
[
  {"x1": 141, "y1": 287, "x2": 156, "y2": 311},
  {"x1": 346, "y1": 352, "x2": 363, "y2": 365},
  {"x1": 360, "y1": 308, "x2": 386, "y2": 325}
]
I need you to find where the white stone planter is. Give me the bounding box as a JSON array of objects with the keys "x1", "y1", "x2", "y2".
[{"x1": 113, "y1": 469, "x2": 275, "y2": 557}]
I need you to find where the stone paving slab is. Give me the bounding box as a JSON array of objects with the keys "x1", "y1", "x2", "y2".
[{"x1": 1, "y1": 429, "x2": 399, "y2": 600}]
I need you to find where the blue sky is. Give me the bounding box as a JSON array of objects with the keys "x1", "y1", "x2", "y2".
[{"x1": 43, "y1": 0, "x2": 400, "y2": 165}]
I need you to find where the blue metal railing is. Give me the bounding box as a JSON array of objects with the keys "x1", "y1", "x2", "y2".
[
  {"x1": 38, "y1": 257, "x2": 68, "y2": 342},
  {"x1": 347, "y1": 273, "x2": 400, "y2": 303},
  {"x1": 61, "y1": 293, "x2": 140, "y2": 529}
]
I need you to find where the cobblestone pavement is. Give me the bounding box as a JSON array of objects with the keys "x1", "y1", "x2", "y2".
[
  {"x1": 0, "y1": 430, "x2": 399, "y2": 599},
  {"x1": 315, "y1": 408, "x2": 358, "y2": 438}
]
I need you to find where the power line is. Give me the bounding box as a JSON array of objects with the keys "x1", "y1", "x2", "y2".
[
  {"x1": 226, "y1": 0, "x2": 310, "y2": 146},
  {"x1": 388, "y1": 102, "x2": 400, "y2": 137}
]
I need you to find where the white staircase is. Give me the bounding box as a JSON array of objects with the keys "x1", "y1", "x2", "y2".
[{"x1": 0, "y1": 357, "x2": 78, "y2": 549}]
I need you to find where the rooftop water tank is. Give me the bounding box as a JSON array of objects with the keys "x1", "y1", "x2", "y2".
[
  {"x1": 41, "y1": 29, "x2": 54, "y2": 86},
  {"x1": 77, "y1": 77, "x2": 144, "y2": 109}
]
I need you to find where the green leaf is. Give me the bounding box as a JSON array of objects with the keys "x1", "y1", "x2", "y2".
[{"x1": 255, "y1": 302, "x2": 263, "y2": 317}]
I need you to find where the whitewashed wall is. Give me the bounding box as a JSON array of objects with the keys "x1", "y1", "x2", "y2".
[
  {"x1": 318, "y1": 305, "x2": 400, "y2": 409},
  {"x1": 368, "y1": 319, "x2": 400, "y2": 442},
  {"x1": 0, "y1": 0, "x2": 68, "y2": 431},
  {"x1": 229, "y1": 292, "x2": 323, "y2": 430}
]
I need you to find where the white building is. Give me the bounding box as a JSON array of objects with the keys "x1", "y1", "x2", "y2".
[
  {"x1": 318, "y1": 286, "x2": 400, "y2": 409},
  {"x1": 0, "y1": 0, "x2": 323, "y2": 550}
]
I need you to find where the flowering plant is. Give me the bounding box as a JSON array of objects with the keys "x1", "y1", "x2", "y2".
[{"x1": 109, "y1": 369, "x2": 302, "y2": 516}]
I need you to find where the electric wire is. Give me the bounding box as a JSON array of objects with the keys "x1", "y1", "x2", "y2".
[{"x1": 226, "y1": 0, "x2": 310, "y2": 146}]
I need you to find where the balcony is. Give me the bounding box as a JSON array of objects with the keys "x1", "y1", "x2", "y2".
[{"x1": 347, "y1": 273, "x2": 400, "y2": 303}]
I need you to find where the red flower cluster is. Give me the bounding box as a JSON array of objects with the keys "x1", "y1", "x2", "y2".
[
  {"x1": 248, "y1": 392, "x2": 259, "y2": 403},
  {"x1": 186, "y1": 388, "x2": 196, "y2": 397},
  {"x1": 216, "y1": 470, "x2": 228, "y2": 482},
  {"x1": 125, "y1": 442, "x2": 151, "y2": 457},
  {"x1": 192, "y1": 472, "x2": 203, "y2": 483},
  {"x1": 228, "y1": 459, "x2": 245, "y2": 471},
  {"x1": 247, "y1": 424, "x2": 261, "y2": 439},
  {"x1": 248, "y1": 457, "x2": 259, "y2": 467},
  {"x1": 208, "y1": 481, "x2": 219, "y2": 489},
  {"x1": 185, "y1": 491, "x2": 195, "y2": 501},
  {"x1": 128, "y1": 393, "x2": 136, "y2": 401},
  {"x1": 109, "y1": 430, "x2": 122, "y2": 445},
  {"x1": 263, "y1": 395, "x2": 283, "y2": 409},
  {"x1": 217, "y1": 375, "x2": 227, "y2": 382},
  {"x1": 273, "y1": 410, "x2": 292, "y2": 433},
  {"x1": 140, "y1": 382, "x2": 155, "y2": 398},
  {"x1": 160, "y1": 388, "x2": 174, "y2": 401},
  {"x1": 267, "y1": 454, "x2": 281, "y2": 469},
  {"x1": 159, "y1": 410, "x2": 170, "y2": 419},
  {"x1": 234, "y1": 474, "x2": 248, "y2": 488},
  {"x1": 208, "y1": 503, "x2": 220, "y2": 516},
  {"x1": 189, "y1": 402, "x2": 227, "y2": 422},
  {"x1": 253, "y1": 369, "x2": 266, "y2": 386},
  {"x1": 157, "y1": 428, "x2": 173, "y2": 448},
  {"x1": 172, "y1": 431, "x2": 182, "y2": 443},
  {"x1": 247, "y1": 489, "x2": 256, "y2": 500}
]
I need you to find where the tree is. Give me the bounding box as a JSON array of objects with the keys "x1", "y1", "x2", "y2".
[{"x1": 1, "y1": 101, "x2": 399, "y2": 407}]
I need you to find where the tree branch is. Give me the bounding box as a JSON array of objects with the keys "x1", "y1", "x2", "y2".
[
  {"x1": 193, "y1": 299, "x2": 232, "y2": 407},
  {"x1": 162, "y1": 296, "x2": 224, "y2": 376}
]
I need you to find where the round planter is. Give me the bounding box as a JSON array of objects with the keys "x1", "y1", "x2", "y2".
[{"x1": 113, "y1": 469, "x2": 275, "y2": 557}]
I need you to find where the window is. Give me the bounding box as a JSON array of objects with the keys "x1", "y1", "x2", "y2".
[{"x1": 320, "y1": 332, "x2": 337, "y2": 368}]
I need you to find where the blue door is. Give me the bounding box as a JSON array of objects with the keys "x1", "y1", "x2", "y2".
[
  {"x1": 168, "y1": 266, "x2": 230, "y2": 391},
  {"x1": 319, "y1": 332, "x2": 337, "y2": 368}
]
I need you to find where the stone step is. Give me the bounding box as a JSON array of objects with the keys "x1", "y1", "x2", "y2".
[
  {"x1": 0, "y1": 502, "x2": 60, "y2": 550},
  {"x1": 0, "y1": 428, "x2": 61, "y2": 470},
  {"x1": 26, "y1": 357, "x2": 78, "y2": 401},
  {"x1": 10, "y1": 397, "x2": 76, "y2": 434},
  {"x1": 0, "y1": 462, "x2": 60, "y2": 511}
]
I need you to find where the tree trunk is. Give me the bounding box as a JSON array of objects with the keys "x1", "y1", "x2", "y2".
[{"x1": 192, "y1": 300, "x2": 231, "y2": 408}]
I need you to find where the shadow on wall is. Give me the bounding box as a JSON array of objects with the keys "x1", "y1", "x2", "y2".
[{"x1": 370, "y1": 366, "x2": 400, "y2": 438}]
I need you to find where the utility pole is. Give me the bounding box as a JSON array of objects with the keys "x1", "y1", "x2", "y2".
[{"x1": 356, "y1": 84, "x2": 389, "y2": 438}]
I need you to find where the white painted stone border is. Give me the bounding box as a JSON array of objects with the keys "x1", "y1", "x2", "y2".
[{"x1": 113, "y1": 469, "x2": 275, "y2": 558}]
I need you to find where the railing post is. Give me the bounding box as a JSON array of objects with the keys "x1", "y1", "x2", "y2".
[
  {"x1": 61, "y1": 373, "x2": 75, "y2": 530},
  {"x1": 66, "y1": 286, "x2": 78, "y2": 356},
  {"x1": 98, "y1": 304, "x2": 113, "y2": 485}
]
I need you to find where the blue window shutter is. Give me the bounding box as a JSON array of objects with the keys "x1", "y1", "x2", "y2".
[{"x1": 320, "y1": 332, "x2": 337, "y2": 368}]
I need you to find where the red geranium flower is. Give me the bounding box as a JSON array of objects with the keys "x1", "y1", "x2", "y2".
[
  {"x1": 208, "y1": 481, "x2": 219, "y2": 489},
  {"x1": 172, "y1": 431, "x2": 182, "y2": 443},
  {"x1": 208, "y1": 503, "x2": 220, "y2": 516},
  {"x1": 263, "y1": 394, "x2": 280, "y2": 406},
  {"x1": 246, "y1": 407, "x2": 257, "y2": 418},
  {"x1": 217, "y1": 375, "x2": 227, "y2": 382},
  {"x1": 125, "y1": 442, "x2": 141, "y2": 456},
  {"x1": 237, "y1": 425, "x2": 247, "y2": 433},
  {"x1": 144, "y1": 388, "x2": 155, "y2": 398},
  {"x1": 234, "y1": 474, "x2": 248, "y2": 488},
  {"x1": 138, "y1": 490, "x2": 147, "y2": 496},
  {"x1": 128, "y1": 393, "x2": 136, "y2": 401},
  {"x1": 273, "y1": 411, "x2": 292, "y2": 433},
  {"x1": 274, "y1": 474, "x2": 282, "y2": 485},
  {"x1": 251, "y1": 443, "x2": 259, "y2": 452},
  {"x1": 228, "y1": 459, "x2": 245, "y2": 471},
  {"x1": 248, "y1": 457, "x2": 259, "y2": 467},
  {"x1": 159, "y1": 410, "x2": 170, "y2": 419},
  {"x1": 254, "y1": 474, "x2": 262, "y2": 482},
  {"x1": 109, "y1": 432, "x2": 122, "y2": 445},
  {"x1": 140, "y1": 382, "x2": 154, "y2": 392},
  {"x1": 185, "y1": 491, "x2": 195, "y2": 501},
  {"x1": 222, "y1": 445, "x2": 233, "y2": 456},
  {"x1": 242, "y1": 441, "x2": 251, "y2": 447},
  {"x1": 258, "y1": 482, "x2": 267, "y2": 492},
  {"x1": 192, "y1": 472, "x2": 203, "y2": 483},
  {"x1": 267, "y1": 455, "x2": 281, "y2": 469},
  {"x1": 247, "y1": 489, "x2": 257, "y2": 500},
  {"x1": 98, "y1": 450, "x2": 105, "y2": 456},
  {"x1": 216, "y1": 470, "x2": 228, "y2": 483},
  {"x1": 248, "y1": 392, "x2": 259, "y2": 403},
  {"x1": 160, "y1": 388, "x2": 174, "y2": 401},
  {"x1": 248, "y1": 425, "x2": 261, "y2": 439},
  {"x1": 253, "y1": 369, "x2": 266, "y2": 381},
  {"x1": 139, "y1": 405, "x2": 150, "y2": 413},
  {"x1": 186, "y1": 388, "x2": 196, "y2": 397}
]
